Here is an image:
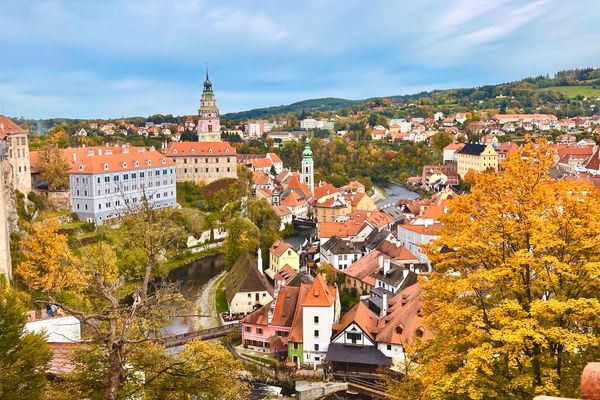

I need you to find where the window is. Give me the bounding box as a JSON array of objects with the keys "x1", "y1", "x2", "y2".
[
  {"x1": 257, "y1": 328, "x2": 263, "y2": 335},
  {"x1": 293, "y1": 343, "x2": 299, "y2": 350},
  {"x1": 314, "y1": 330, "x2": 319, "y2": 337},
  {"x1": 314, "y1": 344, "x2": 319, "y2": 351},
  {"x1": 132, "y1": 173, "x2": 136, "y2": 179},
  {"x1": 105, "y1": 176, "x2": 110, "y2": 183},
  {"x1": 114, "y1": 175, "x2": 119, "y2": 182},
  {"x1": 140, "y1": 172, "x2": 145, "y2": 178},
  {"x1": 387, "y1": 344, "x2": 392, "y2": 351},
  {"x1": 245, "y1": 326, "x2": 251, "y2": 333},
  {"x1": 314, "y1": 316, "x2": 319, "y2": 324},
  {"x1": 124, "y1": 174, "x2": 129, "y2": 180},
  {"x1": 346, "y1": 332, "x2": 362, "y2": 344}
]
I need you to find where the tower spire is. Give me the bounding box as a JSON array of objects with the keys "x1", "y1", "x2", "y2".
[{"x1": 205, "y1": 62, "x2": 209, "y2": 81}]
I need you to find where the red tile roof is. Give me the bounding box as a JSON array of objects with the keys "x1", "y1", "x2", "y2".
[
  {"x1": 164, "y1": 141, "x2": 236, "y2": 156},
  {"x1": 270, "y1": 239, "x2": 296, "y2": 258},
  {"x1": 281, "y1": 191, "x2": 306, "y2": 207},
  {"x1": 253, "y1": 171, "x2": 270, "y2": 185},
  {"x1": 314, "y1": 183, "x2": 340, "y2": 200},
  {"x1": 374, "y1": 282, "x2": 432, "y2": 345},
  {"x1": 287, "y1": 174, "x2": 312, "y2": 198},
  {"x1": 333, "y1": 302, "x2": 379, "y2": 340},
  {"x1": 70, "y1": 149, "x2": 174, "y2": 174},
  {"x1": 0, "y1": 115, "x2": 26, "y2": 138},
  {"x1": 398, "y1": 223, "x2": 442, "y2": 236},
  {"x1": 319, "y1": 221, "x2": 366, "y2": 239},
  {"x1": 344, "y1": 250, "x2": 382, "y2": 287},
  {"x1": 377, "y1": 241, "x2": 418, "y2": 261},
  {"x1": 302, "y1": 274, "x2": 336, "y2": 307},
  {"x1": 273, "y1": 205, "x2": 292, "y2": 217}
]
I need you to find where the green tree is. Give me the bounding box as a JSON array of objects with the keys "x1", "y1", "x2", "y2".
[
  {"x1": 248, "y1": 198, "x2": 282, "y2": 268},
  {"x1": 223, "y1": 216, "x2": 260, "y2": 268},
  {"x1": 0, "y1": 287, "x2": 52, "y2": 400}
]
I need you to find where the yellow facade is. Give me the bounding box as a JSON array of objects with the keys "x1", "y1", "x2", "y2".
[
  {"x1": 270, "y1": 243, "x2": 300, "y2": 272},
  {"x1": 456, "y1": 144, "x2": 499, "y2": 179}
]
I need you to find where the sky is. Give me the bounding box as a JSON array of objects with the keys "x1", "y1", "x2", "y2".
[{"x1": 1, "y1": 0, "x2": 599, "y2": 119}]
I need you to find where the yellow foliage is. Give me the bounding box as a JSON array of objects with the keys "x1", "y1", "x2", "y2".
[
  {"x1": 393, "y1": 139, "x2": 600, "y2": 399},
  {"x1": 16, "y1": 219, "x2": 86, "y2": 294}
]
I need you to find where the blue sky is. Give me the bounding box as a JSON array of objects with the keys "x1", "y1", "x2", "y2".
[{"x1": 1, "y1": 0, "x2": 599, "y2": 119}]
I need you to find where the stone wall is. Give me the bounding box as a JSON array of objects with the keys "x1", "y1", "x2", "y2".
[{"x1": 36, "y1": 189, "x2": 72, "y2": 212}]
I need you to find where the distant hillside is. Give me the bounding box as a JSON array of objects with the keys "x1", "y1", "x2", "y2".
[
  {"x1": 222, "y1": 97, "x2": 362, "y2": 120},
  {"x1": 222, "y1": 67, "x2": 600, "y2": 121}
]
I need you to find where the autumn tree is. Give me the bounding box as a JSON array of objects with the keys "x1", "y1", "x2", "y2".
[
  {"x1": 390, "y1": 140, "x2": 600, "y2": 399},
  {"x1": 16, "y1": 218, "x2": 83, "y2": 294},
  {"x1": 0, "y1": 286, "x2": 52, "y2": 400},
  {"x1": 40, "y1": 145, "x2": 70, "y2": 190},
  {"x1": 20, "y1": 201, "x2": 244, "y2": 400}
]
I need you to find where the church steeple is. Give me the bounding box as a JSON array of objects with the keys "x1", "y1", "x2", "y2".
[{"x1": 301, "y1": 137, "x2": 314, "y2": 195}]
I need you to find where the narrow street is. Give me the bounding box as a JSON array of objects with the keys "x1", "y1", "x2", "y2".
[{"x1": 196, "y1": 271, "x2": 226, "y2": 330}]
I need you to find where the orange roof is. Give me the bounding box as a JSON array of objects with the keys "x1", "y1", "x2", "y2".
[
  {"x1": 287, "y1": 174, "x2": 312, "y2": 198},
  {"x1": 334, "y1": 301, "x2": 379, "y2": 340},
  {"x1": 314, "y1": 183, "x2": 340, "y2": 200},
  {"x1": 70, "y1": 149, "x2": 174, "y2": 174},
  {"x1": 253, "y1": 171, "x2": 270, "y2": 185},
  {"x1": 164, "y1": 141, "x2": 236, "y2": 156},
  {"x1": 302, "y1": 274, "x2": 336, "y2": 307},
  {"x1": 349, "y1": 210, "x2": 394, "y2": 229},
  {"x1": 420, "y1": 204, "x2": 446, "y2": 220},
  {"x1": 273, "y1": 264, "x2": 298, "y2": 282},
  {"x1": 374, "y1": 282, "x2": 432, "y2": 345},
  {"x1": 398, "y1": 223, "x2": 442, "y2": 236},
  {"x1": 318, "y1": 221, "x2": 366, "y2": 238},
  {"x1": 347, "y1": 192, "x2": 367, "y2": 207},
  {"x1": 556, "y1": 145, "x2": 594, "y2": 158},
  {"x1": 494, "y1": 113, "x2": 557, "y2": 121},
  {"x1": 251, "y1": 157, "x2": 273, "y2": 169},
  {"x1": 443, "y1": 143, "x2": 465, "y2": 151},
  {"x1": 0, "y1": 115, "x2": 26, "y2": 138},
  {"x1": 270, "y1": 239, "x2": 296, "y2": 258},
  {"x1": 281, "y1": 191, "x2": 307, "y2": 207},
  {"x1": 32, "y1": 146, "x2": 147, "y2": 174},
  {"x1": 288, "y1": 283, "x2": 309, "y2": 342},
  {"x1": 344, "y1": 180, "x2": 365, "y2": 190},
  {"x1": 273, "y1": 205, "x2": 292, "y2": 217},
  {"x1": 267, "y1": 152, "x2": 283, "y2": 164},
  {"x1": 377, "y1": 241, "x2": 418, "y2": 261},
  {"x1": 344, "y1": 250, "x2": 381, "y2": 287}
]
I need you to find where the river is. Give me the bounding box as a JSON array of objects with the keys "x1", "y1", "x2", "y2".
[
  {"x1": 373, "y1": 180, "x2": 420, "y2": 207},
  {"x1": 161, "y1": 253, "x2": 225, "y2": 335}
]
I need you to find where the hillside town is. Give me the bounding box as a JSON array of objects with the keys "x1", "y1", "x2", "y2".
[{"x1": 2, "y1": 60, "x2": 600, "y2": 399}]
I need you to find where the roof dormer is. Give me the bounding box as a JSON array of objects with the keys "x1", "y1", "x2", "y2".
[
  {"x1": 134, "y1": 160, "x2": 139, "y2": 167},
  {"x1": 173, "y1": 149, "x2": 178, "y2": 155},
  {"x1": 121, "y1": 161, "x2": 127, "y2": 168},
  {"x1": 103, "y1": 163, "x2": 109, "y2": 171}
]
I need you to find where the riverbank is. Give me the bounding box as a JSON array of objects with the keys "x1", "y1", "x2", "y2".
[
  {"x1": 197, "y1": 270, "x2": 227, "y2": 330},
  {"x1": 370, "y1": 184, "x2": 388, "y2": 204}
]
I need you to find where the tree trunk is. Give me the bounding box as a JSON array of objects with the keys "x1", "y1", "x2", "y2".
[{"x1": 105, "y1": 320, "x2": 122, "y2": 400}]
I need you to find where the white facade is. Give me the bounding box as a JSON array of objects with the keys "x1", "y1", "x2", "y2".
[
  {"x1": 302, "y1": 304, "x2": 335, "y2": 364},
  {"x1": 70, "y1": 151, "x2": 177, "y2": 224},
  {"x1": 332, "y1": 322, "x2": 375, "y2": 347},
  {"x1": 300, "y1": 119, "x2": 334, "y2": 130},
  {"x1": 396, "y1": 225, "x2": 439, "y2": 269},
  {"x1": 25, "y1": 315, "x2": 81, "y2": 343},
  {"x1": 229, "y1": 290, "x2": 273, "y2": 314}
]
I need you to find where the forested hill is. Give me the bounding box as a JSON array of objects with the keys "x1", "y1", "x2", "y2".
[
  {"x1": 221, "y1": 97, "x2": 362, "y2": 120},
  {"x1": 222, "y1": 67, "x2": 600, "y2": 120}
]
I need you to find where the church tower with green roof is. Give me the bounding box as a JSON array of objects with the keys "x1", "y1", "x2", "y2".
[
  {"x1": 301, "y1": 137, "x2": 314, "y2": 195},
  {"x1": 197, "y1": 65, "x2": 222, "y2": 142}
]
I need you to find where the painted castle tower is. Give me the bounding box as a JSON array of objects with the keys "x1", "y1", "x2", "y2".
[
  {"x1": 301, "y1": 137, "x2": 314, "y2": 195},
  {"x1": 196, "y1": 66, "x2": 222, "y2": 142}
]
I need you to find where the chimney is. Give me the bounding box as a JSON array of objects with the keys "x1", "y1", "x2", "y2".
[
  {"x1": 87, "y1": 149, "x2": 93, "y2": 157},
  {"x1": 383, "y1": 259, "x2": 391, "y2": 275},
  {"x1": 378, "y1": 255, "x2": 384, "y2": 272},
  {"x1": 257, "y1": 248, "x2": 263, "y2": 275},
  {"x1": 381, "y1": 293, "x2": 388, "y2": 317},
  {"x1": 402, "y1": 266, "x2": 409, "y2": 280},
  {"x1": 72, "y1": 152, "x2": 77, "y2": 164},
  {"x1": 97, "y1": 148, "x2": 102, "y2": 156}
]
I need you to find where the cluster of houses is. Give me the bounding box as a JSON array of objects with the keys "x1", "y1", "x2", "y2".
[{"x1": 234, "y1": 138, "x2": 461, "y2": 374}]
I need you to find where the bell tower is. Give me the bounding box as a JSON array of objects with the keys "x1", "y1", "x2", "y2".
[
  {"x1": 197, "y1": 65, "x2": 222, "y2": 142},
  {"x1": 301, "y1": 137, "x2": 314, "y2": 195}
]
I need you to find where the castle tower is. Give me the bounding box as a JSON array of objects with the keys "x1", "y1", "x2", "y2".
[
  {"x1": 196, "y1": 65, "x2": 222, "y2": 142},
  {"x1": 301, "y1": 137, "x2": 314, "y2": 195}
]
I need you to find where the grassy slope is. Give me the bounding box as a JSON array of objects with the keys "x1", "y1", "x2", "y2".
[{"x1": 537, "y1": 86, "x2": 600, "y2": 98}]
